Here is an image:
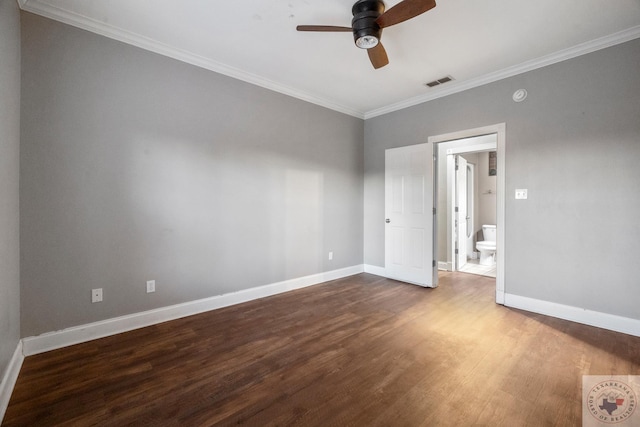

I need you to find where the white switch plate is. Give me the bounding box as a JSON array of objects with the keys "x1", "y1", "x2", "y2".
[
  {"x1": 328, "y1": 251, "x2": 333, "y2": 260},
  {"x1": 91, "y1": 288, "x2": 103, "y2": 303},
  {"x1": 515, "y1": 189, "x2": 528, "y2": 199},
  {"x1": 146, "y1": 280, "x2": 156, "y2": 293}
]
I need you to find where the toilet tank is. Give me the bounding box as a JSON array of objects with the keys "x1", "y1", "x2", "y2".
[{"x1": 482, "y1": 225, "x2": 496, "y2": 242}]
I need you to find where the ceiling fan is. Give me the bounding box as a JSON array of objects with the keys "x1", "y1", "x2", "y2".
[{"x1": 297, "y1": 0, "x2": 437, "y2": 69}]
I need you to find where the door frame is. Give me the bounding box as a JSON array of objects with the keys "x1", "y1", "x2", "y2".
[{"x1": 428, "y1": 123, "x2": 506, "y2": 304}]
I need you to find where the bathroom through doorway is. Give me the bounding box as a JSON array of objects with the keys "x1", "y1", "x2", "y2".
[
  {"x1": 428, "y1": 124, "x2": 505, "y2": 304},
  {"x1": 453, "y1": 152, "x2": 496, "y2": 278}
]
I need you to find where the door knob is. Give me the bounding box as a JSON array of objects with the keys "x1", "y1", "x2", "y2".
[{"x1": 385, "y1": 218, "x2": 391, "y2": 223}]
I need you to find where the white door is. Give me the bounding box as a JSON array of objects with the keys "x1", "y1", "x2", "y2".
[
  {"x1": 385, "y1": 144, "x2": 436, "y2": 287},
  {"x1": 456, "y1": 156, "x2": 468, "y2": 269}
]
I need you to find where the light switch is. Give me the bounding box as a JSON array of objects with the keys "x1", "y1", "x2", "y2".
[{"x1": 515, "y1": 189, "x2": 528, "y2": 199}]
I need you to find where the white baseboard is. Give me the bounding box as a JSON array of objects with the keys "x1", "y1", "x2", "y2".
[
  {"x1": 364, "y1": 264, "x2": 388, "y2": 277},
  {"x1": 363, "y1": 268, "x2": 639, "y2": 336},
  {"x1": 504, "y1": 293, "x2": 640, "y2": 338},
  {"x1": 437, "y1": 261, "x2": 452, "y2": 271},
  {"x1": 0, "y1": 341, "x2": 24, "y2": 424},
  {"x1": 21, "y1": 265, "x2": 364, "y2": 356}
]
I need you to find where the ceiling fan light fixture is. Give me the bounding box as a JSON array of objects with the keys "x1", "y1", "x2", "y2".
[
  {"x1": 355, "y1": 35, "x2": 379, "y2": 49},
  {"x1": 351, "y1": 0, "x2": 384, "y2": 50},
  {"x1": 297, "y1": 0, "x2": 437, "y2": 69}
]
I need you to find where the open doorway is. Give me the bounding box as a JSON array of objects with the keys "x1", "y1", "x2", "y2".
[
  {"x1": 441, "y1": 136, "x2": 496, "y2": 276},
  {"x1": 428, "y1": 124, "x2": 505, "y2": 304},
  {"x1": 448, "y1": 149, "x2": 496, "y2": 278}
]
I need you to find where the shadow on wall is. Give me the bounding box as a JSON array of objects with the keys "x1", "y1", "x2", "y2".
[{"x1": 125, "y1": 133, "x2": 328, "y2": 299}]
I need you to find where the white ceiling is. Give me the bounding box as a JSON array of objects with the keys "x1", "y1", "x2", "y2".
[{"x1": 18, "y1": 0, "x2": 640, "y2": 118}]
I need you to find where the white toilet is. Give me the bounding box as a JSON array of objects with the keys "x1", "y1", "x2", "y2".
[{"x1": 476, "y1": 225, "x2": 497, "y2": 266}]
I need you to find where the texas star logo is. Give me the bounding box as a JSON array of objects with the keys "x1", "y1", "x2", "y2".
[{"x1": 587, "y1": 380, "x2": 637, "y2": 424}]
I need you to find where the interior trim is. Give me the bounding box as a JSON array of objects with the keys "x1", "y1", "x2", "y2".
[
  {"x1": 363, "y1": 264, "x2": 388, "y2": 278},
  {"x1": 366, "y1": 265, "x2": 639, "y2": 337},
  {"x1": 0, "y1": 341, "x2": 24, "y2": 424},
  {"x1": 504, "y1": 293, "x2": 640, "y2": 338},
  {"x1": 428, "y1": 123, "x2": 506, "y2": 305},
  {"x1": 17, "y1": 0, "x2": 364, "y2": 119},
  {"x1": 364, "y1": 266, "x2": 639, "y2": 337},
  {"x1": 437, "y1": 261, "x2": 451, "y2": 271},
  {"x1": 17, "y1": 1, "x2": 640, "y2": 120},
  {"x1": 21, "y1": 265, "x2": 364, "y2": 357},
  {"x1": 363, "y1": 26, "x2": 640, "y2": 119}
]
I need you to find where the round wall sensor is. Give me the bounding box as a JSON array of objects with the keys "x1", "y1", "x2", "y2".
[{"x1": 512, "y1": 89, "x2": 528, "y2": 102}]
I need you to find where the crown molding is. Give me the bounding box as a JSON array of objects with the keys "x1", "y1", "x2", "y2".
[
  {"x1": 18, "y1": 0, "x2": 640, "y2": 121},
  {"x1": 363, "y1": 25, "x2": 640, "y2": 119},
  {"x1": 17, "y1": 0, "x2": 365, "y2": 119}
]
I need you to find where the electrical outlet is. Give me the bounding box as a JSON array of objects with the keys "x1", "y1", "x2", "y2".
[
  {"x1": 146, "y1": 280, "x2": 156, "y2": 293},
  {"x1": 515, "y1": 189, "x2": 528, "y2": 199},
  {"x1": 91, "y1": 288, "x2": 103, "y2": 303},
  {"x1": 328, "y1": 251, "x2": 333, "y2": 260}
]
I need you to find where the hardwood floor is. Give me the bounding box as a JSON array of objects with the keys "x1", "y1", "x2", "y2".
[{"x1": 4, "y1": 272, "x2": 640, "y2": 426}]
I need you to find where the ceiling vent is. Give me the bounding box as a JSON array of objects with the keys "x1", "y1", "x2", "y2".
[{"x1": 425, "y1": 76, "x2": 454, "y2": 88}]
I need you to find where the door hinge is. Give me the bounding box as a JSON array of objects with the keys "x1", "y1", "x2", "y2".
[
  {"x1": 433, "y1": 208, "x2": 436, "y2": 215},
  {"x1": 455, "y1": 249, "x2": 459, "y2": 254},
  {"x1": 432, "y1": 260, "x2": 436, "y2": 268},
  {"x1": 455, "y1": 207, "x2": 459, "y2": 212}
]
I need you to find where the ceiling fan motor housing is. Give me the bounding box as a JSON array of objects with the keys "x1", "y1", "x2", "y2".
[{"x1": 351, "y1": 0, "x2": 385, "y2": 48}]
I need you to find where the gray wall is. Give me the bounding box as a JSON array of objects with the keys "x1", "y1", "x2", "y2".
[
  {"x1": 365, "y1": 38, "x2": 640, "y2": 321},
  {"x1": 0, "y1": 0, "x2": 21, "y2": 375},
  {"x1": 20, "y1": 13, "x2": 364, "y2": 337}
]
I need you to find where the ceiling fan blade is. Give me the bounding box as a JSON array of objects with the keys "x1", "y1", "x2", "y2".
[
  {"x1": 376, "y1": 0, "x2": 436, "y2": 28},
  {"x1": 296, "y1": 25, "x2": 352, "y2": 32},
  {"x1": 367, "y1": 43, "x2": 389, "y2": 69}
]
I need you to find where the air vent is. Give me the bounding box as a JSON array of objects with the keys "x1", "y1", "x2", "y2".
[{"x1": 425, "y1": 75, "x2": 454, "y2": 88}]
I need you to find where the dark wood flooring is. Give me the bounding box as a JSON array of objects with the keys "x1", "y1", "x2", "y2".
[{"x1": 4, "y1": 272, "x2": 640, "y2": 426}]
